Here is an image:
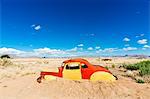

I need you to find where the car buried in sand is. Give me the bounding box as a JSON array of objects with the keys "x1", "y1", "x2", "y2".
[{"x1": 37, "y1": 58, "x2": 117, "y2": 83}]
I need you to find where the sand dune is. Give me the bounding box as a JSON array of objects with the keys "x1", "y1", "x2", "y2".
[
  {"x1": 1, "y1": 75, "x2": 150, "y2": 99},
  {"x1": 0, "y1": 58, "x2": 150, "y2": 99}
]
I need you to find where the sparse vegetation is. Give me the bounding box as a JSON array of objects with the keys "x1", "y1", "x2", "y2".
[
  {"x1": 122, "y1": 63, "x2": 139, "y2": 70},
  {"x1": 101, "y1": 59, "x2": 112, "y2": 61},
  {"x1": 136, "y1": 79, "x2": 145, "y2": 84},
  {"x1": 0, "y1": 58, "x2": 13, "y2": 67},
  {"x1": 112, "y1": 64, "x2": 115, "y2": 68},
  {"x1": 123, "y1": 60, "x2": 150, "y2": 76},
  {"x1": 105, "y1": 66, "x2": 109, "y2": 70}
]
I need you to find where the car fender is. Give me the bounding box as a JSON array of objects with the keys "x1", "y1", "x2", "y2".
[{"x1": 90, "y1": 71, "x2": 116, "y2": 82}]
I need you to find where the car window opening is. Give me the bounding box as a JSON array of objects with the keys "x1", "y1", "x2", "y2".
[
  {"x1": 81, "y1": 64, "x2": 88, "y2": 68},
  {"x1": 66, "y1": 64, "x2": 80, "y2": 69}
]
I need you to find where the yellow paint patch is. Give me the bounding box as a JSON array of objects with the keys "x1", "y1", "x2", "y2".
[
  {"x1": 44, "y1": 75, "x2": 57, "y2": 81},
  {"x1": 63, "y1": 69, "x2": 82, "y2": 80},
  {"x1": 90, "y1": 71, "x2": 116, "y2": 82},
  {"x1": 63, "y1": 62, "x2": 82, "y2": 80}
]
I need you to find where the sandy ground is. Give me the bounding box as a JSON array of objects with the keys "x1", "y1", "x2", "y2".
[{"x1": 0, "y1": 57, "x2": 150, "y2": 99}]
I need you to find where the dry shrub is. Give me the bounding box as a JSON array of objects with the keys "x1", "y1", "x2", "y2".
[
  {"x1": 143, "y1": 75, "x2": 150, "y2": 83},
  {"x1": 112, "y1": 64, "x2": 115, "y2": 68},
  {"x1": 43, "y1": 60, "x2": 49, "y2": 64},
  {"x1": 0, "y1": 58, "x2": 13, "y2": 67},
  {"x1": 36, "y1": 60, "x2": 49, "y2": 64}
]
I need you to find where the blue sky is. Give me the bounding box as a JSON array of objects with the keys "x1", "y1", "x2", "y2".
[{"x1": 0, "y1": 0, "x2": 150, "y2": 57}]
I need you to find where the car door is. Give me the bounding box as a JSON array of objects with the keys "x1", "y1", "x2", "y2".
[
  {"x1": 81, "y1": 63, "x2": 93, "y2": 79},
  {"x1": 63, "y1": 62, "x2": 82, "y2": 80}
]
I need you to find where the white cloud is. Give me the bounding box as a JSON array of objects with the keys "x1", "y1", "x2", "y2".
[
  {"x1": 0, "y1": 47, "x2": 34, "y2": 57},
  {"x1": 95, "y1": 46, "x2": 100, "y2": 49},
  {"x1": 123, "y1": 47, "x2": 137, "y2": 51},
  {"x1": 143, "y1": 45, "x2": 150, "y2": 48},
  {"x1": 96, "y1": 48, "x2": 118, "y2": 53},
  {"x1": 1, "y1": 46, "x2": 148, "y2": 57},
  {"x1": 103, "y1": 48, "x2": 118, "y2": 52},
  {"x1": 31, "y1": 24, "x2": 41, "y2": 30},
  {"x1": 67, "y1": 47, "x2": 78, "y2": 52},
  {"x1": 87, "y1": 47, "x2": 93, "y2": 50},
  {"x1": 33, "y1": 47, "x2": 65, "y2": 54},
  {"x1": 34, "y1": 25, "x2": 41, "y2": 30},
  {"x1": 137, "y1": 39, "x2": 147, "y2": 44},
  {"x1": 67, "y1": 47, "x2": 83, "y2": 52},
  {"x1": 123, "y1": 37, "x2": 130, "y2": 42},
  {"x1": 0, "y1": 47, "x2": 102, "y2": 57},
  {"x1": 0, "y1": 47, "x2": 24, "y2": 55},
  {"x1": 77, "y1": 44, "x2": 84, "y2": 47},
  {"x1": 0, "y1": 47, "x2": 68, "y2": 57}
]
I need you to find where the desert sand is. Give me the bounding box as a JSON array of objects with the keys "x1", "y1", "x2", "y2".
[{"x1": 0, "y1": 57, "x2": 150, "y2": 99}]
